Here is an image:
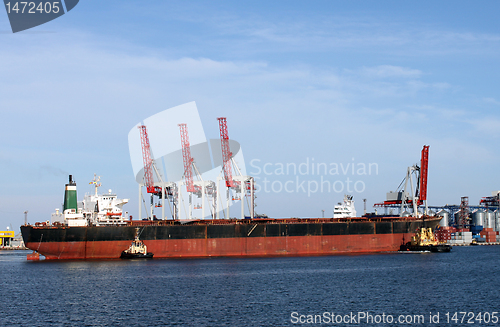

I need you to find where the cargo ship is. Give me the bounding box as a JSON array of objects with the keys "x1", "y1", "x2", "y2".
[{"x1": 21, "y1": 175, "x2": 440, "y2": 260}]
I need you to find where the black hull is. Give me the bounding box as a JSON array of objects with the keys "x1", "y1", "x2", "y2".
[
  {"x1": 120, "y1": 252, "x2": 154, "y2": 259},
  {"x1": 399, "y1": 243, "x2": 452, "y2": 253}
]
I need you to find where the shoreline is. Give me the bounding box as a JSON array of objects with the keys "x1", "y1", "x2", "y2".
[{"x1": 0, "y1": 247, "x2": 29, "y2": 251}]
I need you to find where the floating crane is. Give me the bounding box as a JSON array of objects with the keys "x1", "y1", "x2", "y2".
[
  {"x1": 138, "y1": 125, "x2": 178, "y2": 220},
  {"x1": 375, "y1": 145, "x2": 430, "y2": 216},
  {"x1": 178, "y1": 123, "x2": 216, "y2": 219},
  {"x1": 216, "y1": 117, "x2": 255, "y2": 219}
]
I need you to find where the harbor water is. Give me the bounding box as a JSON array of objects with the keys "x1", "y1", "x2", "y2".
[{"x1": 1, "y1": 246, "x2": 499, "y2": 326}]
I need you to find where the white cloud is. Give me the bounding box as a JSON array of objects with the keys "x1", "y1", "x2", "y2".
[
  {"x1": 358, "y1": 65, "x2": 422, "y2": 79},
  {"x1": 407, "y1": 105, "x2": 466, "y2": 120},
  {"x1": 470, "y1": 117, "x2": 500, "y2": 138},
  {"x1": 114, "y1": 2, "x2": 500, "y2": 59},
  {"x1": 193, "y1": 12, "x2": 500, "y2": 56},
  {"x1": 483, "y1": 97, "x2": 500, "y2": 106}
]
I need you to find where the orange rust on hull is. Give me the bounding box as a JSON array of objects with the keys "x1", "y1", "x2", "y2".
[{"x1": 26, "y1": 251, "x2": 40, "y2": 260}]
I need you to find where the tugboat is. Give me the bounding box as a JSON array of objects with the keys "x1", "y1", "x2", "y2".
[
  {"x1": 120, "y1": 228, "x2": 154, "y2": 259},
  {"x1": 399, "y1": 227, "x2": 452, "y2": 253}
]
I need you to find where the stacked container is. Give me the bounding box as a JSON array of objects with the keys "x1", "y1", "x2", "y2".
[
  {"x1": 480, "y1": 228, "x2": 497, "y2": 243},
  {"x1": 435, "y1": 226, "x2": 455, "y2": 242},
  {"x1": 450, "y1": 230, "x2": 472, "y2": 245}
]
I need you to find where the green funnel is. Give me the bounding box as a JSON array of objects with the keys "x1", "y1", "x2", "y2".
[{"x1": 63, "y1": 175, "x2": 77, "y2": 212}]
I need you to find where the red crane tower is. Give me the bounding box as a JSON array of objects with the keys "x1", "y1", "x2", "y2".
[
  {"x1": 216, "y1": 117, "x2": 255, "y2": 219},
  {"x1": 217, "y1": 117, "x2": 235, "y2": 188},
  {"x1": 374, "y1": 145, "x2": 430, "y2": 216},
  {"x1": 138, "y1": 125, "x2": 159, "y2": 194},
  {"x1": 178, "y1": 123, "x2": 200, "y2": 193},
  {"x1": 418, "y1": 145, "x2": 429, "y2": 204}
]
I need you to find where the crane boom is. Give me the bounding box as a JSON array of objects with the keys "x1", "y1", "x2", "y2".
[
  {"x1": 418, "y1": 145, "x2": 429, "y2": 203},
  {"x1": 217, "y1": 117, "x2": 235, "y2": 188},
  {"x1": 178, "y1": 123, "x2": 198, "y2": 193},
  {"x1": 374, "y1": 145, "x2": 430, "y2": 209},
  {"x1": 138, "y1": 125, "x2": 156, "y2": 193}
]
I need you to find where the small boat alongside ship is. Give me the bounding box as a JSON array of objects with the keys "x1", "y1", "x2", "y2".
[
  {"x1": 120, "y1": 228, "x2": 153, "y2": 259},
  {"x1": 399, "y1": 227, "x2": 452, "y2": 253}
]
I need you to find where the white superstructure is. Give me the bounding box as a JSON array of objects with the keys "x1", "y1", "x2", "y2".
[
  {"x1": 51, "y1": 175, "x2": 129, "y2": 226},
  {"x1": 333, "y1": 195, "x2": 357, "y2": 218}
]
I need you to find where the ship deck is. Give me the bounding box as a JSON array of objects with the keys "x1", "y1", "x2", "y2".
[{"x1": 127, "y1": 216, "x2": 431, "y2": 227}]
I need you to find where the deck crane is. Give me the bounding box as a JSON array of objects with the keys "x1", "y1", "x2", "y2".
[
  {"x1": 178, "y1": 123, "x2": 216, "y2": 219},
  {"x1": 216, "y1": 117, "x2": 255, "y2": 219},
  {"x1": 138, "y1": 125, "x2": 178, "y2": 220},
  {"x1": 374, "y1": 145, "x2": 430, "y2": 217}
]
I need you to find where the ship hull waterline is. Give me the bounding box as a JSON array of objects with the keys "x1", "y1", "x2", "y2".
[{"x1": 21, "y1": 218, "x2": 440, "y2": 260}]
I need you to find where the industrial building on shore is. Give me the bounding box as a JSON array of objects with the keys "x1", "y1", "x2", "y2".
[{"x1": 0, "y1": 229, "x2": 25, "y2": 249}]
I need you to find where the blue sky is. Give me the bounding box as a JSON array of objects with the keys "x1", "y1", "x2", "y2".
[{"x1": 1, "y1": 1, "x2": 500, "y2": 228}]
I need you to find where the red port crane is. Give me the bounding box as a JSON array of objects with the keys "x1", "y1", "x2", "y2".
[
  {"x1": 374, "y1": 145, "x2": 430, "y2": 216},
  {"x1": 178, "y1": 123, "x2": 200, "y2": 193},
  {"x1": 217, "y1": 117, "x2": 235, "y2": 188},
  {"x1": 216, "y1": 117, "x2": 255, "y2": 219},
  {"x1": 418, "y1": 145, "x2": 429, "y2": 204},
  {"x1": 138, "y1": 125, "x2": 159, "y2": 194}
]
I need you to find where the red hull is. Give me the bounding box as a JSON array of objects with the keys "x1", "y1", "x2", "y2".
[{"x1": 27, "y1": 233, "x2": 414, "y2": 260}]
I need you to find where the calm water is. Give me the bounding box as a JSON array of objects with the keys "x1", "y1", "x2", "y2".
[{"x1": 1, "y1": 247, "x2": 499, "y2": 326}]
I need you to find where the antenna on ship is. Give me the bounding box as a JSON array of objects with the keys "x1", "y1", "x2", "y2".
[
  {"x1": 24, "y1": 210, "x2": 28, "y2": 226},
  {"x1": 90, "y1": 174, "x2": 101, "y2": 196}
]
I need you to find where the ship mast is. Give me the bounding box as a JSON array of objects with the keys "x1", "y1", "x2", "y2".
[{"x1": 90, "y1": 174, "x2": 101, "y2": 197}]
